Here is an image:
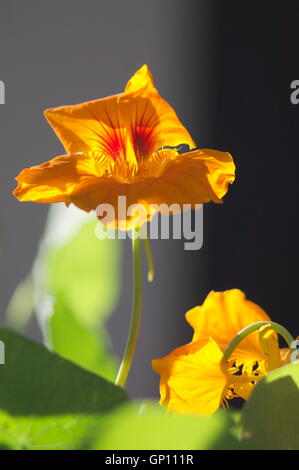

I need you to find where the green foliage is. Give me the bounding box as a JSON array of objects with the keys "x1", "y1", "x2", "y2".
[
  {"x1": 44, "y1": 217, "x2": 120, "y2": 380},
  {"x1": 0, "y1": 328, "x2": 128, "y2": 450},
  {"x1": 3, "y1": 327, "x2": 299, "y2": 450},
  {"x1": 5, "y1": 278, "x2": 34, "y2": 331},
  {"x1": 50, "y1": 294, "x2": 118, "y2": 379},
  {"x1": 7, "y1": 205, "x2": 122, "y2": 381},
  {"x1": 240, "y1": 362, "x2": 299, "y2": 449},
  {"x1": 45, "y1": 219, "x2": 120, "y2": 330},
  {"x1": 0, "y1": 328, "x2": 241, "y2": 451},
  {"x1": 94, "y1": 402, "x2": 239, "y2": 450},
  {"x1": 4, "y1": 207, "x2": 299, "y2": 450}
]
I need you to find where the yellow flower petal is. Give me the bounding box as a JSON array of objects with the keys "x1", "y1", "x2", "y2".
[
  {"x1": 152, "y1": 338, "x2": 229, "y2": 416},
  {"x1": 280, "y1": 348, "x2": 291, "y2": 365},
  {"x1": 186, "y1": 289, "x2": 271, "y2": 363},
  {"x1": 153, "y1": 148, "x2": 235, "y2": 203},
  {"x1": 124, "y1": 64, "x2": 158, "y2": 97},
  {"x1": 65, "y1": 148, "x2": 235, "y2": 230},
  {"x1": 13, "y1": 152, "x2": 110, "y2": 203},
  {"x1": 44, "y1": 65, "x2": 195, "y2": 164},
  {"x1": 259, "y1": 325, "x2": 284, "y2": 372}
]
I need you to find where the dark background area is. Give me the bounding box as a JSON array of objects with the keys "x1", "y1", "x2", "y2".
[
  {"x1": 0, "y1": 0, "x2": 298, "y2": 398},
  {"x1": 207, "y1": 0, "x2": 299, "y2": 335}
]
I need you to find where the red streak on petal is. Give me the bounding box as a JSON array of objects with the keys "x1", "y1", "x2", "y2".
[
  {"x1": 99, "y1": 129, "x2": 125, "y2": 161},
  {"x1": 132, "y1": 126, "x2": 155, "y2": 160},
  {"x1": 108, "y1": 134, "x2": 125, "y2": 161}
]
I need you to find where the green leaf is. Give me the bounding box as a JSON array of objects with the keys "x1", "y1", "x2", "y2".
[
  {"x1": 6, "y1": 205, "x2": 121, "y2": 380},
  {"x1": 0, "y1": 328, "x2": 128, "y2": 450},
  {"x1": 0, "y1": 328, "x2": 243, "y2": 451},
  {"x1": 241, "y1": 362, "x2": 299, "y2": 449},
  {"x1": 91, "y1": 402, "x2": 239, "y2": 450},
  {"x1": 33, "y1": 205, "x2": 121, "y2": 380},
  {"x1": 5, "y1": 278, "x2": 34, "y2": 331},
  {"x1": 45, "y1": 219, "x2": 120, "y2": 330},
  {"x1": 49, "y1": 294, "x2": 118, "y2": 379}
]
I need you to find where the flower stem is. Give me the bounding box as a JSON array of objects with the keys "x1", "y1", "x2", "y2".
[
  {"x1": 222, "y1": 321, "x2": 296, "y2": 362},
  {"x1": 115, "y1": 229, "x2": 142, "y2": 387},
  {"x1": 143, "y1": 238, "x2": 154, "y2": 282}
]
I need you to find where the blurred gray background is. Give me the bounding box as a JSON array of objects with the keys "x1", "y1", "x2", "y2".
[{"x1": 1, "y1": 0, "x2": 299, "y2": 398}]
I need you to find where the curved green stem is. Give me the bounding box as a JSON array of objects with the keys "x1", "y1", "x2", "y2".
[
  {"x1": 115, "y1": 229, "x2": 142, "y2": 387},
  {"x1": 143, "y1": 238, "x2": 154, "y2": 282},
  {"x1": 223, "y1": 321, "x2": 296, "y2": 362}
]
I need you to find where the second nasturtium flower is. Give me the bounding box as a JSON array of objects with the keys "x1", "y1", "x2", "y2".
[
  {"x1": 13, "y1": 65, "x2": 235, "y2": 230},
  {"x1": 152, "y1": 289, "x2": 292, "y2": 416}
]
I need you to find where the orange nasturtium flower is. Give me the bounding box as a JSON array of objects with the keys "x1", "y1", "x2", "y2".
[
  {"x1": 13, "y1": 65, "x2": 235, "y2": 230},
  {"x1": 152, "y1": 289, "x2": 291, "y2": 416}
]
